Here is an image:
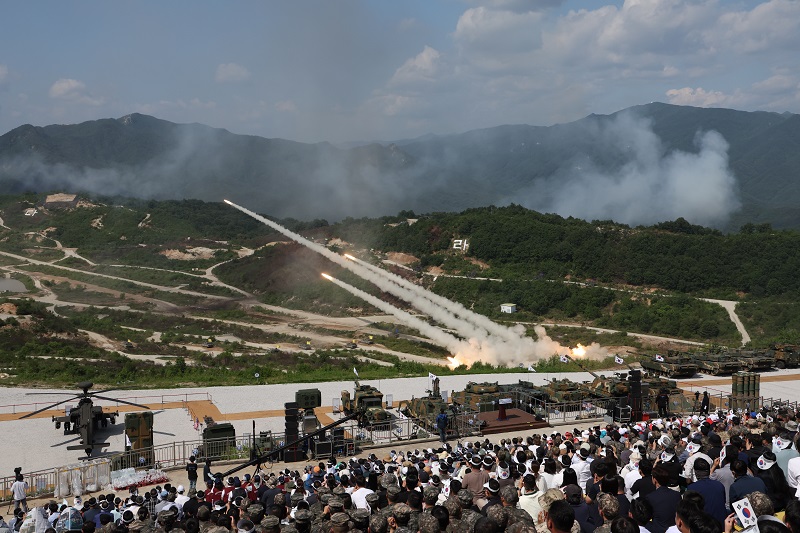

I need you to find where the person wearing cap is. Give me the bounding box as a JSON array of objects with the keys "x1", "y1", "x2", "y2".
[
  {"x1": 572, "y1": 446, "x2": 593, "y2": 490},
  {"x1": 175, "y1": 486, "x2": 190, "y2": 509},
  {"x1": 682, "y1": 439, "x2": 712, "y2": 483},
  {"x1": 563, "y1": 484, "x2": 597, "y2": 533},
  {"x1": 710, "y1": 444, "x2": 738, "y2": 510},
  {"x1": 480, "y1": 478, "x2": 502, "y2": 514},
  {"x1": 754, "y1": 451, "x2": 792, "y2": 511},
  {"x1": 456, "y1": 490, "x2": 481, "y2": 532},
  {"x1": 686, "y1": 458, "x2": 727, "y2": 524},
  {"x1": 461, "y1": 456, "x2": 489, "y2": 506},
  {"x1": 774, "y1": 432, "x2": 799, "y2": 479}
]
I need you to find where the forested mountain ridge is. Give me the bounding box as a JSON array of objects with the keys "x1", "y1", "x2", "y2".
[{"x1": 1, "y1": 103, "x2": 799, "y2": 229}]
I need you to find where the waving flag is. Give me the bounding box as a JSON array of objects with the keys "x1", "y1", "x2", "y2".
[
  {"x1": 429, "y1": 372, "x2": 438, "y2": 381},
  {"x1": 614, "y1": 356, "x2": 624, "y2": 364},
  {"x1": 527, "y1": 365, "x2": 536, "y2": 372},
  {"x1": 560, "y1": 355, "x2": 569, "y2": 363},
  {"x1": 655, "y1": 354, "x2": 665, "y2": 362},
  {"x1": 354, "y1": 367, "x2": 359, "y2": 378}
]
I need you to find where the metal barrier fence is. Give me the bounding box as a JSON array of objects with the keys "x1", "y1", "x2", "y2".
[{"x1": 0, "y1": 410, "x2": 482, "y2": 502}]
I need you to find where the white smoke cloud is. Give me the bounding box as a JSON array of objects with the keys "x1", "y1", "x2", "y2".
[
  {"x1": 226, "y1": 200, "x2": 603, "y2": 368},
  {"x1": 516, "y1": 112, "x2": 741, "y2": 227}
]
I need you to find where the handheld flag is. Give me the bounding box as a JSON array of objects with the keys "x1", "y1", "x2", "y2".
[
  {"x1": 353, "y1": 367, "x2": 359, "y2": 378},
  {"x1": 655, "y1": 354, "x2": 665, "y2": 362},
  {"x1": 527, "y1": 365, "x2": 536, "y2": 372},
  {"x1": 559, "y1": 355, "x2": 569, "y2": 364},
  {"x1": 614, "y1": 356, "x2": 624, "y2": 365}
]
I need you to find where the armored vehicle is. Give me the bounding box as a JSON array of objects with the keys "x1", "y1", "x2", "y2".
[
  {"x1": 541, "y1": 378, "x2": 589, "y2": 403},
  {"x1": 451, "y1": 381, "x2": 506, "y2": 412},
  {"x1": 510, "y1": 380, "x2": 551, "y2": 402},
  {"x1": 399, "y1": 378, "x2": 475, "y2": 436},
  {"x1": 737, "y1": 350, "x2": 775, "y2": 372},
  {"x1": 641, "y1": 352, "x2": 698, "y2": 378},
  {"x1": 696, "y1": 352, "x2": 742, "y2": 375},
  {"x1": 770, "y1": 344, "x2": 800, "y2": 369},
  {"x1": 341, "y1": 381, "x2": 391, "y2": 427},
  {"x1": 587, "y1": 373, "x2": 631, "y2": 398}
]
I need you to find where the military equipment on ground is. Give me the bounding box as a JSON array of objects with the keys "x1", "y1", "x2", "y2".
[
  {"x1": 120, "y1": 411, "x2": 154, "y2": 468},
  {"x1": 341, "y1": 380, "x2": 391, "y2": 427},
  {"x1": 641, "y1": 352, "x2": 698, "y2": 378},
  {"x1": 541, "y1": 378, "x2": 589, "y2": 402},
  {"x1": 344, "y1": 341, "x2": 358, "y2": 349},
  {"x1": 587, "y1": 373, "x2": 631, "y2": 398},
  {"x1": 770, "y1": 344, "x2": 799, "y2": 369},
  {"x1": 509, "y1": 380, "x2": 551, "y2": 402},
  {"x1": 359, "y1": 336, "x2": 375, "y2": 345},
  {"x1": 399, "y1": 378, "x2": 472, "y2": 436},
  {"x1": 20, "y1": 381, "x2": 150, "y2": 457},
  {"x1": 696, "y1": 351, "x2": 743, "y2": 375},
  {"x1": 737, "y1": 349, "x2": 775, "y2": 371},
  {"x1": 201, "y1": 421, "x2": 236, "y2": 459},
  {"x1": 296, "y1": 388, "x2": 322, "y2": 410},
  {"x1": 299, "y1": 341, "x2": 313, "y2": 350},
  {"x1": 451, "y1": 381, "x2": 506, "y2": 412}
]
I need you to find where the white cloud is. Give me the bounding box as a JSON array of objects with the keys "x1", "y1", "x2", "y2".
[
  {"x1": 665, "y1": 87, "x2": 737, "y2": 107},
  {"x1": 389, "y1": 46, "x2": 441, "y2": 87},
  {"x1": 215, "y1": 63, "x2": 251, "y2": 83},
  {"x1": 714, "y1": 0, "x2": 800, "y2": 54},
  {"x1": 48, "y1": 78, "x2": 104, "y2": 106}
]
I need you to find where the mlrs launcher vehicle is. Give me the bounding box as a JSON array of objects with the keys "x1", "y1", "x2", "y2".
[
  {"x1": 341, "y1": 380, "x2": 391, "y2": 428},
  {"x1": 450, "y1": 382, "x2": 505, "y2": 412}
]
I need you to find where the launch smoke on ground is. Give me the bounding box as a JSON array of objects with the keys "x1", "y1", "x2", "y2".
[{"x1": 225, "y1": 199, "x2": 607, "y2": 367}]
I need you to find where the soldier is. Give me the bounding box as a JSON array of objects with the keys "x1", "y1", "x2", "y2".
[
  {"x1": 423, "y1": 485, "x2": 441, "y2": 512},
  {"x1": 441, "y1": 499, "x2": 461, "y2": 533},
  {"x1": 381, "y1": 487, "x2": 402, "y2": 522},
  {"x1": 329, "y1": 513, "x2": 351, "y2": 533},
  {"x1": 369, "y1": 514, "x2": 388, "y2": 533},
  {"x1": 389, "y1": 504, "x2": 413, "y2": 533},
  {"x1": 419, "y1": 512, "x2": 442, "y2": 533},
  {"x1": 350, "y1": 509, "x2": 369, "y2": 532},
  {"x1": 500, "y1": 486, "x2": 533, "y2": 528},
  {"x1": 294, "y1": 509, "x2": 313, "y2": 533},
  {"x1": 154, "y1": 509, "x2": 180, "y2": 533},
  {"x1": 456, "y1": 490, "x2": 480, "y2": 533},
  {"x1": 261, "y1": 515, "x2": 281, "y2": 533}
]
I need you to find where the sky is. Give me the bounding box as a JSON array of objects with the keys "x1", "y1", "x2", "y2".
[{"x1": 1, "y1": 0, "x2": 799, "y2": 144}]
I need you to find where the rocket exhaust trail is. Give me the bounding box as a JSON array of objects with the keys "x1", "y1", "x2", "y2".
[
  {"x1": 320, "y1": 273, "x2": 469, "y2": 358},
  {"x1": 344, "y1": 253, "x2": 523, "y2": 343},
  {"x1": 224, "y1": 199, "x2": 496, "y2": 343}
]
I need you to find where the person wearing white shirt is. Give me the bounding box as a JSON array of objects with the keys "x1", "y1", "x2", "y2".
[
  {"x1": 349, "y1": 476, "x2": 374, "y2": 512},
  {"x1": 572, "y1": 448, "x2": 593, "y2": 489}
]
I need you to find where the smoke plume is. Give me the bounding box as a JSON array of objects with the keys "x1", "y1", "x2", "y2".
[
  {"x1": 226, "y1": 199, "x2": 606, "y2": 368},
  {"x1": 514, "y1": 113, "x2": 740, "y2": 227}
]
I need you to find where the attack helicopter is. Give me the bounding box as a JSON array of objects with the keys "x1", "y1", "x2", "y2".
[{"x1": 20, "y1": 381, "x2": 150, "y2": 457}]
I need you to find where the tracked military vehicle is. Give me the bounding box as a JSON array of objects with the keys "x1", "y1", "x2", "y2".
[
  {"x1": 541, "y1": 378, "x2": 590, "y2": 402},
  {"x1": 696, "y1": 351, "x2": 742, "y2": 375},
  {"x1": 641, "y1": 352, "x2": 698, "y2": 378},
  {"x1": 770, "y1": 343, "x2": 800, "y2": 369},
  {"x1": 399, "y1": 378, "x2": 474, "y2": 436},
  {"x1": 450, "y1": 381, "x2": 506, "y2": 412},
  {"x1": 341, "y1": 381, "x2": 391, "y2": 427},
  {"x1": 737, "y1": 350, "x2": 775, "y2": 372}
]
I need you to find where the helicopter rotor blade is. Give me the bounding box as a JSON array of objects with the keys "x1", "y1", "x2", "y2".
[
  {"x1": 26, "y1": 392, "x2": 83, "y2": 396},
  {"x1": 92, "y1": 395, "x2": 150, "y2": 410},
  {"x1": 90, "y1": 388, "x2": 119, "y2": 395},
  {"x1": 19, "y1": 397, "x2": 77, "y2": 419}
]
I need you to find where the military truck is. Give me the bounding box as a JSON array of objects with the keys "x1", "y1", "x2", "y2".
[
  {"x1": 737, "y1": 349, "x2": 775, "y2": 372},
  {"x1": 770, "y1": 344, "x2": 800, "y2": 369},
  {"x1": 641, "y1": 352, "x2": 698, "y2": 378},
  {"x1": 341, "y1": 381, "x2": 391, "y2": 427}
]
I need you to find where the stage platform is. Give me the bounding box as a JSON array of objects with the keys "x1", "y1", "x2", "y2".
[{"x1": 477, "y1": 408, "x2": 550, "y2": 435}]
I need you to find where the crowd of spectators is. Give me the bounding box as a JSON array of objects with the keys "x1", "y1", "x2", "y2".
[{"x1": 6, "y1": 409, "x2": 800, "y2": 533}]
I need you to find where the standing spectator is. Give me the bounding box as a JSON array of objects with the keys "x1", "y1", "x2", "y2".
[
  {"x1": 436, "y1": 409, "x2": 448, "y2": 444},
  {"x1": 11, "y1": 475, "x2": 28, "y2": 513},
  {"x1": 644, "y1": 465, "x2": 681, "y2": 533},
  {"x1": 186, "y1": 456, "x2": 199, "y2": 491}
]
